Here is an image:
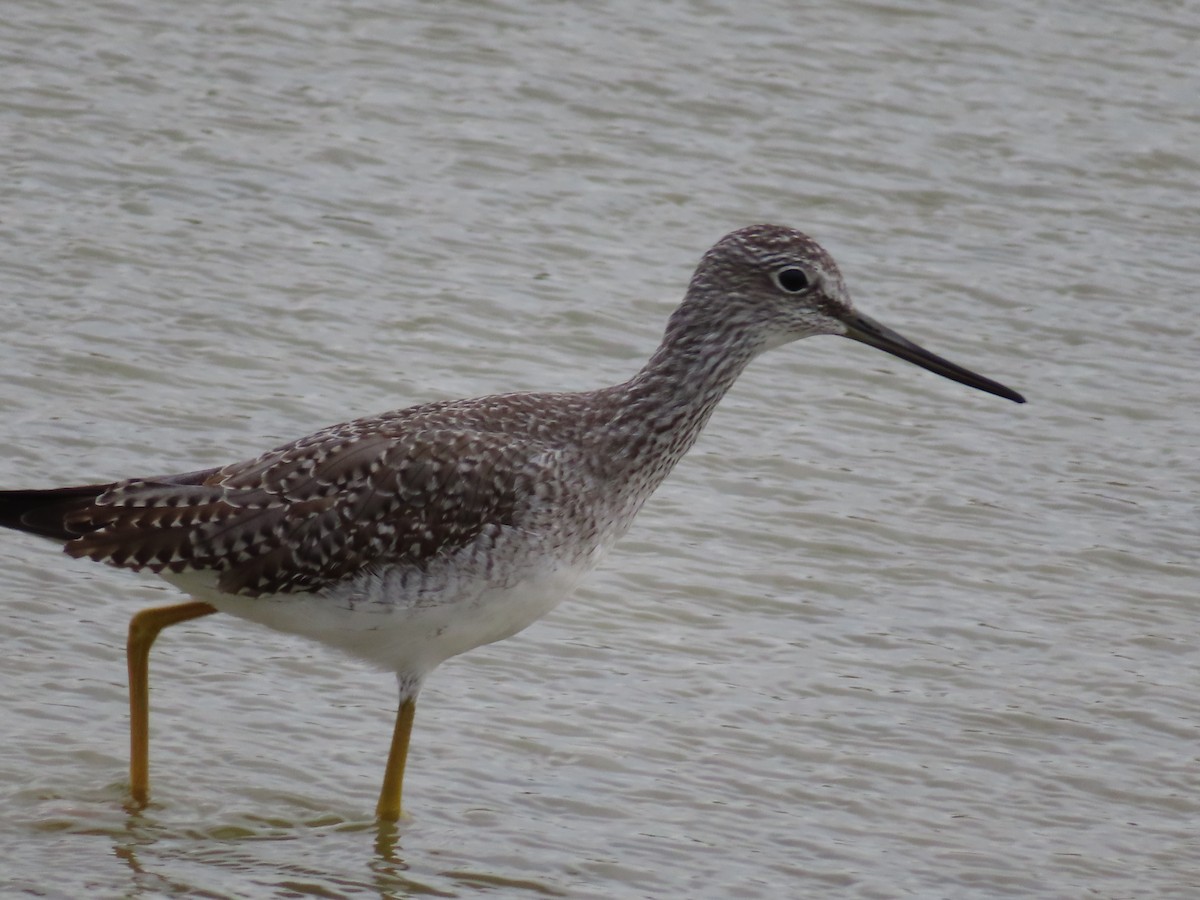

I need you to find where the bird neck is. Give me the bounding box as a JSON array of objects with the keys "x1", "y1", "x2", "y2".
[{"x1": 592, "y1": 308, "x2": 763, "y2": 488}]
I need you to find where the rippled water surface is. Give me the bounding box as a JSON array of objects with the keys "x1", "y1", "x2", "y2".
[{"x1": 2, "y1": 0, "x2": 1198, "y2": 897}]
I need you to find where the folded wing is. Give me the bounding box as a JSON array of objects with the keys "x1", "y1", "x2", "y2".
[{"x1": 1, "y1": 423, "x2": 560, "y2": 598}]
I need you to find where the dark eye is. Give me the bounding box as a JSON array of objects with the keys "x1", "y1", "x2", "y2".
[{"x1": 775, "y1": 267, "x2": 810, "y2": 292}]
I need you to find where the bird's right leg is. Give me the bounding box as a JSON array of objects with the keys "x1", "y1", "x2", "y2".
[{"x1": 126, "y1": 601, "x2": 218, "y2": 808}]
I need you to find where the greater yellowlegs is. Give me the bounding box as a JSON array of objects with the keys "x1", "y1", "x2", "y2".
[{"x1": 0, "y1": 225, "x2": 1024, "y2": 820}]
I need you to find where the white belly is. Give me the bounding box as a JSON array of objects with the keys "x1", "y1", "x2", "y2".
[{"x1": 159, "y1": 542, "x2": 608, "y2": 680}]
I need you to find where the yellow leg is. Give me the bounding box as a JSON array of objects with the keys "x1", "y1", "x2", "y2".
[
  {"x1": 126, "y1": 601, "x2": 218, "y2": 808},
  {"x1": 375, "y1": 695, "x2": 417, "y2": 822}
]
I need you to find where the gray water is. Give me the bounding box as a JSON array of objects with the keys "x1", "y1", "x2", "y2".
[{"x1": 1, "y1": 0, "x2": 1198, "y2": 897}]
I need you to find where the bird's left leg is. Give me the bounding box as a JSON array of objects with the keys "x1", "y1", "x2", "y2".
[{"x1": 376, "y1": 687, "x2": 419, "y2": 822}]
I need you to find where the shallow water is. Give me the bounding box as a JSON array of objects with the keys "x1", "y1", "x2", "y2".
[{"x1": 2, "y1": 0, "x2": 1198, "y2": 896}]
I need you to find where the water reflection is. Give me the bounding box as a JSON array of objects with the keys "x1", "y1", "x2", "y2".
[{"x1": 88, "y1": 807, "x2": 569, "y2": 898}]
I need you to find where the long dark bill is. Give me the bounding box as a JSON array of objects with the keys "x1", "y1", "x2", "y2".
[{"x1": 843, "y1": 312, "x2": 1026, "y2": 404}]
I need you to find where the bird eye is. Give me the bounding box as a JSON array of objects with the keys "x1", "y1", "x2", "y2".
[{"x1": 775, "y1": 267, "x2": 810, "y2": 293}]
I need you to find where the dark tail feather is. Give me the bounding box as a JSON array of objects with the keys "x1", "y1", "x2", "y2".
[{"x1": 0, "y1": 484, "x2": 114, "y2": 541}]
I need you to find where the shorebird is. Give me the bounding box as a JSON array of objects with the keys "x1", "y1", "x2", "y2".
[{"x1": 0, "y1": 225, "x2": 1024, "y2": 820}]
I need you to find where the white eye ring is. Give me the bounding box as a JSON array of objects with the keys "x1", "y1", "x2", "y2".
[{"x1": 774, "y1": 267, "x2": 811, "y2": 293}]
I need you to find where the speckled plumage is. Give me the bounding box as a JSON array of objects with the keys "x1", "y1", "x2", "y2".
[{"x1": 0, "y1": 225, "x2": 1024, "y2": 814}]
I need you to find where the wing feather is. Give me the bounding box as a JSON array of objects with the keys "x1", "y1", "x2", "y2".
[{"x1": 59, "y1": 425, "x2": 553, "y2": 596}]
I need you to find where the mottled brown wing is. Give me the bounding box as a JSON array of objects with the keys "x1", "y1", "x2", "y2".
[{"x1": 63, "y1": 426, "x2": 552, "y2": 597}]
